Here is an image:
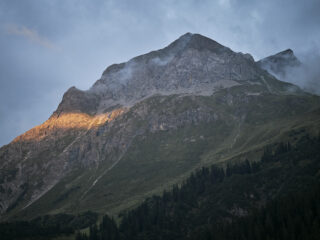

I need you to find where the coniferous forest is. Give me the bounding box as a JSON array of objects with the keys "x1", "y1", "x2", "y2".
[
  {"x1": 0, "y1": 211, "x2": 98, "y2": 240},
  {"x1": 1, "y1": 134, "x2": 319, "y2": 240},
  {"x1": 75, "y1": 134, "x2": 320, "y2": 240}
]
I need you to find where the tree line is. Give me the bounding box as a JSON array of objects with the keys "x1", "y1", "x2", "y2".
[
  {"x1": 76, "y1": 134, "x2": 320, "y2": 240},
  {"x1": 0, "y1": 211, "x2": 97, "y2": 240}
]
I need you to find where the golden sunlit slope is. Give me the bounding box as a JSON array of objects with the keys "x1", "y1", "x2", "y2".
[
  {"x1": 2, "y1": 87, "x2": 320, "y2": 221},
  {"x1": 1, "y1": 33, "x2": 320, "y2": 221},
  {"x1": 0, "y1": 108, "x2": 125, "y2": 218},
  {"x1": 13, "y1": 110, "x2": 125, "y2": 142}
]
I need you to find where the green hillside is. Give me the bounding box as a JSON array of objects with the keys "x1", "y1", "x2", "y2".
[
  {"x1": 78, "y1": 134, "x2": 320, "y2": 240},
  {"x1": 11, "y1": 85, "x2": 320, "y2": 220},
  {"x1": 3, "y1": 133, "x2": 319, "y2": 240}
]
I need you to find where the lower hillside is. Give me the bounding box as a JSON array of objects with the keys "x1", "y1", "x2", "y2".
[
  {"x1": 1, "y1": 134, "x2": 319, "y2": 240},
  {"x1": 10, "y1": 90, "x2": 320, "y2": 221},
  {"x1": 76, "y1": 134, "x2": 320, "y2": 240},
  {"x1": 0, "y1": 211, "x2": 97, "y2": 240}
]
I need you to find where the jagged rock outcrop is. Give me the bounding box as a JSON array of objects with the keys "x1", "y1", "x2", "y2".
[
  {"x1": 57, "y1": 33, "x2": 299, "y2": 116},
  {"x1": 257, "y1": 49, "x2": 301, "y2": 79},
  {"x1": 0, "y1": 33, "x2": 318, "y2": 220}
]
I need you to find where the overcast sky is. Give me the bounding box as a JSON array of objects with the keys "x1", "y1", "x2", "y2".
[{"x1": 0, "y1": 0, "x2": 320, "y2": 146}]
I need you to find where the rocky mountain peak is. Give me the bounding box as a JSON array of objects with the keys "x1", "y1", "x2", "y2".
[
  {"x1": 257, "y1": 48, "x2": 301, "y2": 78},
  {"x1": 56, "y1": 33, "x2": 296, "y2": 116},
  {"x1": 183, "y1": 33, "x2": 228, "y2": 52},
  {"x1": 53, "y1": 86, "x2": 100, "y2": 116},
  {"x1": 165, "y1": 32, "x2": 228, "y2": 53},
  {"x1": 282, "y1": 48, "x2": 294, "y2": 54},
  {"x1": 0, "y1": 33, "x2": 315, "y2": 221},
  {"x1": 100, "y1": 32, "x2": 226, "y2": 77}
]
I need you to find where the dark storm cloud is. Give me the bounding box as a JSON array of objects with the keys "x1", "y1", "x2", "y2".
[{"x1": 0, "y1": 0, "x2": 320, "y2": 146}]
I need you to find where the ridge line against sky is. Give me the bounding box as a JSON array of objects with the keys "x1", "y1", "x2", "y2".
[{"x1": 0, "y1": 0, "x2": 320, "y2": 146}]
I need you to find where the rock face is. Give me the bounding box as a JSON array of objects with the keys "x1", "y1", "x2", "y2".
[
  {"x1": 91, "y1": 33, "x2": 257, "y2": 104},
  {"x1": 257, "y1": 49, "x2": 301, "y2": 79},
  {"x1": 57, "y1": 33, "x2": 296, "y2": 116},
  {"x1": 0, "y1": 33, "x2": 318, "y2": 220}
]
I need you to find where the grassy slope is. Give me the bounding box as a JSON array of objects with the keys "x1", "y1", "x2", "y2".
[
  {"x1": 12, "y1": 86, "x2": 320, "y2": 220},
  {"x1": 74, "y1": 135, "x2": 320, "y2": 240}
]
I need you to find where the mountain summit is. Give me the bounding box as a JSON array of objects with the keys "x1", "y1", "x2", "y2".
[
  {"x1": 257, "y1": 49, "x2": 301, "y2": 79},
  {"x1": 0, "y1": 33, "x2": 318, "y2": 221},
  {"x1": 56, "y1": 33, "x2": 296, "y2": 116}
]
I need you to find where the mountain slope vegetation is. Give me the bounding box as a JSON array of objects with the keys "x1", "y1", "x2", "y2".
[
  {"x1": 0, "y1": 33, "x2": 319, "y2": 225},
  {"x1": 76, "y1": 134, "x2": 320, "y2": 240}
]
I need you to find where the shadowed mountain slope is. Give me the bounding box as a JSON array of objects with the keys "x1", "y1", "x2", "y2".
[{"x1": 0, "y1": 33, "x2": 319, "y2": 221}]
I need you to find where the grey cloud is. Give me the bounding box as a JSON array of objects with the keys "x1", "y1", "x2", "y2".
[
  {"x1": 5, "y1": 24, "x2": 57, "y2": 49},
  {"x1": 285, "y1": 49, "x2": 320, "y2": 95},
  {"x1": 151, "y1": 56, "x2": 174, "y2": 66}
]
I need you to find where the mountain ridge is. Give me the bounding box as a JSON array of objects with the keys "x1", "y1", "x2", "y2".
[
  {"x1": 57, "y1": 33, "x2": 300, "y2": 116},
  {"x1": 0, "y1": 33, "x2": 319, "y2": 221},
  {"x1": 257, "y1": 48, "x2": 301, "y2": 79}
]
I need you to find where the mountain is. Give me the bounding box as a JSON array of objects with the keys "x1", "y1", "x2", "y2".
[
  {"x1": 0, "y1": 33, "x2": 319, "y2": 222},
  {"x1": 257, "y1": 49, "x2": 301, "y2": 79},
  {"x1": 58, "y1": 33, "x2": 298, "y2": 115}
]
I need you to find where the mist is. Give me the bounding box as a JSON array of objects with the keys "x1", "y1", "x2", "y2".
[{"x1": 286, "y1": 50, "x2": 320, "y2": 95}]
